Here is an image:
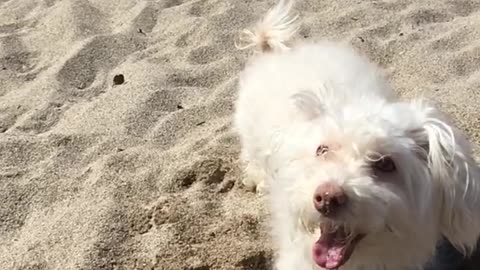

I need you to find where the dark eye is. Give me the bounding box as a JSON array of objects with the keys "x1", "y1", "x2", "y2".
[
  {"x1": 316, "y1": 145, "x2": 329, "y2": 156},
  {"x1": 373, "y1": 156, "x2": 396, "y2": 172}
]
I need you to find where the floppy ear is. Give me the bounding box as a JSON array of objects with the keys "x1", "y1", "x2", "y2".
[
  {"x1": 408, "y1": 100, "x2": 480, "y2": 255},
  {"x1": 291, "y1": 90, "x2": 325, "y2": 120}
]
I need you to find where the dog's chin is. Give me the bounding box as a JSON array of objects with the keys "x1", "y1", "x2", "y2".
[{"x1": 312, "y1": 223, "x2": 366, "y2": 269}]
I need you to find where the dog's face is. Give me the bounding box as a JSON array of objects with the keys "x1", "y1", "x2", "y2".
[{"x1": 267, "y1": 97, "x2": 480, "y2": 269}]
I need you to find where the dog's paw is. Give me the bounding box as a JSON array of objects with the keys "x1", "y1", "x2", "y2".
[
  {"x1": 253, "y1": 179, "x2": 268, "y2": 196},
  {"x1": 242, "y1": 163, "x2": 268, "y2": 196}
]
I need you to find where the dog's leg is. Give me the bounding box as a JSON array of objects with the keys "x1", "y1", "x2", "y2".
[
  {"x1": 239, "y1": 148, "x2": 268, "y2": 195},
  {"x1": 275, "y1": 248, "x2": 313, "y2": 270},
  {"x1": 242, "y1": 161, "x2": 268, "y2": 195}
]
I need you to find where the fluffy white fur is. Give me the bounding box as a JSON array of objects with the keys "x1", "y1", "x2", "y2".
[{"x1": 233, "y1": 1, "x2": 480, "y2": 269}]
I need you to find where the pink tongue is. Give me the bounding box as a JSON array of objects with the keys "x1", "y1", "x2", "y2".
[{"x1": 312, "y1": 231, "x2": 346, "y2": 269}]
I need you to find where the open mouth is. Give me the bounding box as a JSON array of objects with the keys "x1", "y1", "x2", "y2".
[{"x1": 312, "y1": 223, "x2": 365, "y2": 269}]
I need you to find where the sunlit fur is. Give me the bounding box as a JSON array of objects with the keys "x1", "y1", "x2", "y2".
[{"x1": 233, "y1": 1, "x2": 480, "y2": 269}]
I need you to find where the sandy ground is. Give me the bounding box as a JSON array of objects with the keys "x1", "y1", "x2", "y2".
[{"x1": 1, "y1": 0, "x2": 480, "y2": 269}]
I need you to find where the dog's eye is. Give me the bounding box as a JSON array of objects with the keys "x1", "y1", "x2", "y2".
[
  {"x1": 373, "y1": 157, "x2": 396, "y2": 172},
  {"x1": 316, "y1": 145, "x2": 329, "y2": 156}
]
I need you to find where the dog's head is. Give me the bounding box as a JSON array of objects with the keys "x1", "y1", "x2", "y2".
[{"x1": 267, "y1": 93, "x2": 480, "y2": 269}]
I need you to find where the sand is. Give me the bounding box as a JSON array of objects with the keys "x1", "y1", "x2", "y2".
[{"x1": 0, "y1": 0, "x2": 479, "y2": 269}]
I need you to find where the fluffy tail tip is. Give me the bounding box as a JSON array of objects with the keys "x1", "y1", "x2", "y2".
[{"x1": 235, "y1": 0, "x2": 299, "y2": 53}]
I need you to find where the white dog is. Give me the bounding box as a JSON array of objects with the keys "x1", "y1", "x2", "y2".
[{"x1": 233, "y1": 1, "x2": 480, "y2": 269}]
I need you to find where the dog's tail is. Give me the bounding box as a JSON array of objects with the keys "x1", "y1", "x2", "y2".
[{"x1": 236, "y1": 0, "x2": 299, "y2": 53}]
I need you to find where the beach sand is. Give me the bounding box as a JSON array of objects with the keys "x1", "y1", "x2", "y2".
[{"x1": 0, "y1": 0, "x2": 479, "y2": 269}]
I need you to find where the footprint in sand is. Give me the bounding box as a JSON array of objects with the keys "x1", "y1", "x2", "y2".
[
  {"x1": 56, "y1": 34, "x2": 146, "y2": 90},
  {"x1": 187, "y1": 45, "x2": 222, "y2": 65}
]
